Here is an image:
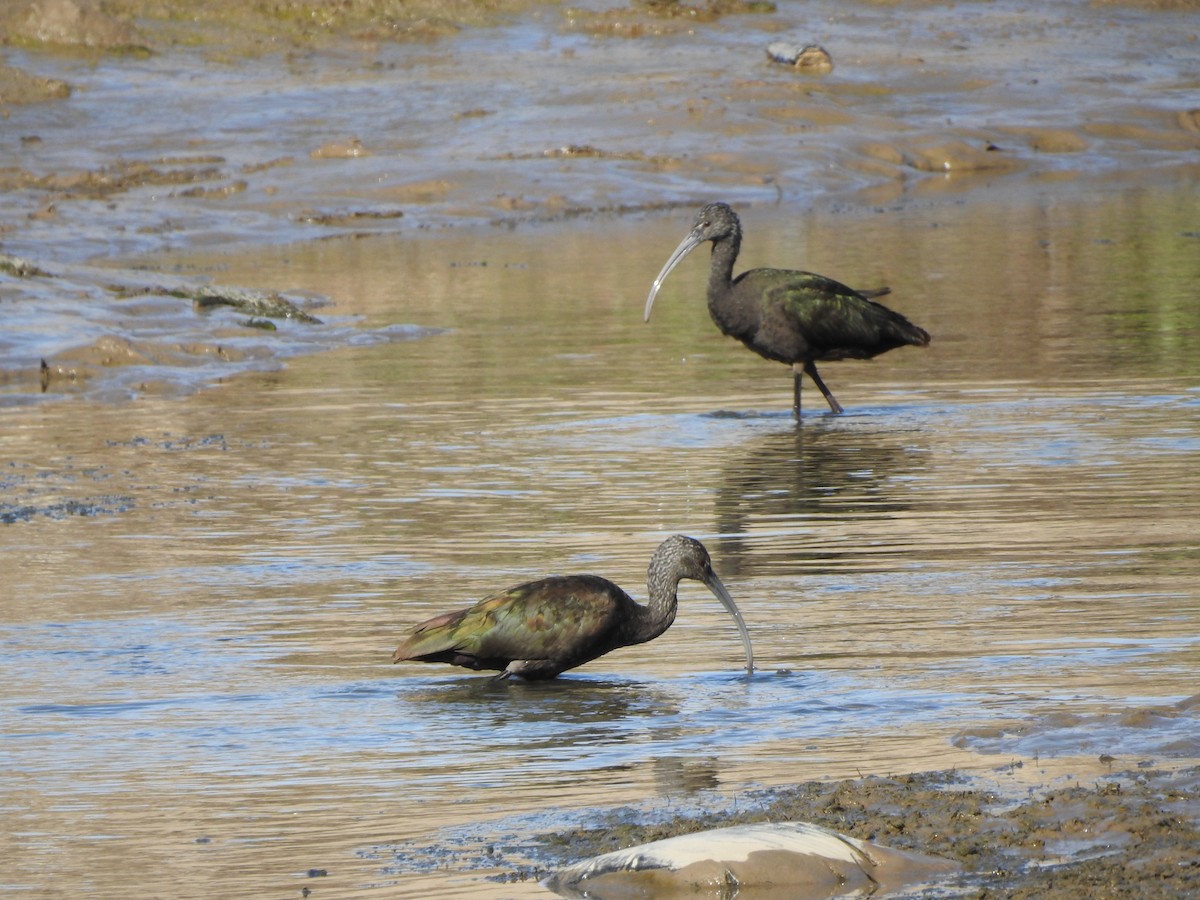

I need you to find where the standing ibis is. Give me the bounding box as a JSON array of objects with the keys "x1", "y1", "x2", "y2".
[
  {"x1": 392, "y1": 535, "x2": 753, "y2": 679},
  {"x1": 644, "y1": 202, "x2": 930, "y2": 417}
]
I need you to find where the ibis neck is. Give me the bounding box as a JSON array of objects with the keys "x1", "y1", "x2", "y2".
[
  {"x1": 707, "y1": 232, "x2": 759, "y2": 340},
  {"x1": 706, "y1": 233, "x2": 740, "y2": 302},
  {"x1": 625, "y1": 561, "x2": 681, "y2": 646}
]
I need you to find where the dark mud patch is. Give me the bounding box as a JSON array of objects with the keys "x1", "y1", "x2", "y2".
[
  {"x1": 295, "y1": 207, "x2": 405, "y2": 228},
  {"x1": 526, "y1": 764, "x2": 1200, "y2": 898},
  {"x1": 0, "y1": 494, "x2": 134, "y2": 523},
  {"x1": 0, "y1": 461, "x2": 136, "y2": 523}
]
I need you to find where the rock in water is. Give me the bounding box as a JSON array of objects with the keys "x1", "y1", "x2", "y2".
[
  {"x1": 543, "y1": 821, "x2": 959, "y2": 898},
  {"x1": 766, "y1": 42, "x2": 834, "y2": 73}
]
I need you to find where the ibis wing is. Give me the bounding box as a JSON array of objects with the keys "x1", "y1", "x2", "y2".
[
  {"x1": 472, "y1": 576, "x2": 626, "y2": 664},
  {"x1": 393, "y1": 605, "x2": 476, "y2": 662},
  {"x1": 750, "y1": 269, "x2": 928, "y2": 359},
  {"x1": 395, "y1": 575, "x2": 626, "y2": 668}
]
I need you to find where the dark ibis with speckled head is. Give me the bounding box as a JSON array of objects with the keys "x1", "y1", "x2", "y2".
[
  {"x1": 645, "y1": 202, "x2": 931, "y2": 417},
  {"x1": 393, "y1": 534, "x2": 753, "y2": 679}
]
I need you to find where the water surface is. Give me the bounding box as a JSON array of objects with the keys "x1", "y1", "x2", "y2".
[{"x1": 4, "y1": 177, "x2": 1199, "y2": 897}]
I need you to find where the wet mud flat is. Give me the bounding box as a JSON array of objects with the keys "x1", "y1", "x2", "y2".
[{"x1": 522, "y1": 759, "x2": 1200, "y2": 898}]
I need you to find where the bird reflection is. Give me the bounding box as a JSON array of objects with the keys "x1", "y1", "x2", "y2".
[
  {"x1": 713, "y1": 424, "x2": 926, "y2": 577},
  {"x1": 397, "y1": 675, "x2": 680, "y2": 747}
]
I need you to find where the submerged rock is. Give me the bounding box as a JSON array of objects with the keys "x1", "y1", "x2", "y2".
[
  {"x1": 543, "y1": 821, "x2": 959, "y2": 898},
  {"x1": 0, "y1": 64, "x2": 71, "y2": 105},
  {"x1": 766, "y1": 42, "x2": 833, "y2": 74}
]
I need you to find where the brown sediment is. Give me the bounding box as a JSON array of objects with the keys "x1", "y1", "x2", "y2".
[
  {"x1": 995, "y1": 126, "x2": 1091, "y2": 154},
  {"x1": 0, "y1": 158, "x2": 229, "y2": 200},
  {"x1": 0, "y1": 0, "x2": 144, "y2": 52},
  {"x1": 563, "y1": 0, "x2": 774, "y2": 37},
  {"x1": 310, "y1": 138, "x2": 372, "y2": 159},
  {"x1": 898, "y1": 139, "x2": 1024, "y2": 174},
  {"x1": 0, "y1": 63, "x2": 71, "y2": 105},
  {"x1": 379, "y1": 179, "x2": 459, "y2": 204},
  {"x1": 536, "y1": 765, "x2": 1200, "y2": 898},
  {"x1": 0, "y1": 0, "x2": 561, "y2": 53}
]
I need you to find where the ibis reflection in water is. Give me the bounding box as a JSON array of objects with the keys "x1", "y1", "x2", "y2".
[
  {"x1": 393, "y1": 535, "x2": 754, "y2": 679},
  {"x1": 645, "y1": 202, "x2": 931, "y2": 417}
]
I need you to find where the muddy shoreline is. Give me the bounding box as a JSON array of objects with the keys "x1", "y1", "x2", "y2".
[
  {"x1": 375, "y1": 693, "x2": 1200, "y2": 897},
  {"x1": 4, "y1": 0, "x2": 1199, "y2": 259},
  {"x1": 522, "y1": 761, "x2": 1200, "y2": 898}
]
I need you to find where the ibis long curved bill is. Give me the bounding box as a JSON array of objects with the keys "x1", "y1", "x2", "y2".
[
  {"x1": 702, "y1": 569, "x2": 755, "y2": 675},
  {"x1": 644, "y1": 226, "x2": 707, "y2": 322}
]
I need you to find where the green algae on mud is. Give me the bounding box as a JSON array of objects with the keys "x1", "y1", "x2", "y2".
[
  {"x1": 1, "y1": 0, "x2": 780, "y2": 54},
  {"x1": 0, "y1": 0, "x2": 555, "y2": 53},
  {"x1": 563, "y1": 0, "x2": 775, "y2": 38}
]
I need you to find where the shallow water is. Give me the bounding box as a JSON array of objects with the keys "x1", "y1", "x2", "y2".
[
  {"x1": 3, "y1": 0, "x2": 1200, "y2": 895},
  {"x1": 4, "y1": 176, "x2": 1200, "y2": 897}
]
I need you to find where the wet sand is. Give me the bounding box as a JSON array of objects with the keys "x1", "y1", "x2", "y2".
[{"x1": 2, "y1": 1, "x2": 1200, "y2": 897}]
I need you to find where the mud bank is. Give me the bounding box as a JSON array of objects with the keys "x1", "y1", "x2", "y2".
[
  {"x1": 3, "y1": 0, "x2": 1198, "y2": 404},
  {"x1": 524, "y1": 759, "x2": 1200, "y2": 898},
  {"x1": 3, "y1": 0, "x2": 1198, "y2": 262}
]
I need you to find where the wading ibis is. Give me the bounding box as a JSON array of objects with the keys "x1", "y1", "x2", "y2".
[
  {"x1": 393, "y1": 535, "x2": 754, "y2": 679},
  {"x1": 644, "y1": 202, "x2": 930, "y2": 417}
]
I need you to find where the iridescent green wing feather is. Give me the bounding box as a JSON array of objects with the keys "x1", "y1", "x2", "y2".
[
  {"x1": 396, "y1": 575, "x2": 625, "y2": 666},
  {"x1": 469, "y1": 576, "x2": 625, "y2": 664},
  {"x1": 754, "y1": 269, "x2": 898, "y2": 352}
]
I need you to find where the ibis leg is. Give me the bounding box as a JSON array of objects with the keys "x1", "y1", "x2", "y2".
[
  {"x1": 803, "y1": 362, "x2": 844, "y2": 415},
  {"x1": 791, "y1": 364, "x2": 803, "y2": 419}
]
